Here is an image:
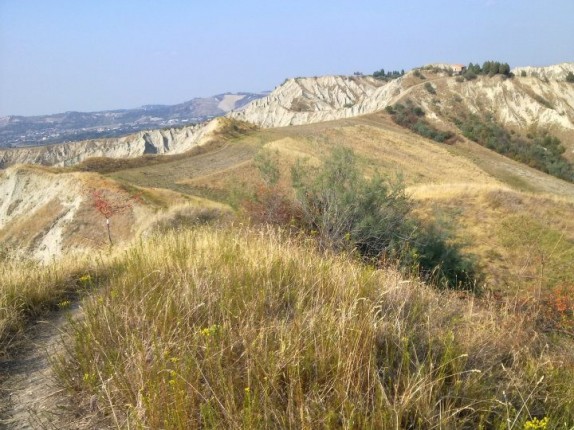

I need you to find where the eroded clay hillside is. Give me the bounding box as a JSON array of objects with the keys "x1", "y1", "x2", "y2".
[
  {"x1": 0, "y1": 165, "x2": 178, "y2": 261},
  {"x1": 400, "y1": 63, "x2": 574, "y2": 153},
  {"x1": 0, "y1": 117, "x2": 224, "y2": 169},
  {"x1": 2, "y1": 63, "x2": 573, "y2": 168},
  {"x1": 230, "y1": 64, "x2": 574, "y2": 146},
  {"x1": 229, "y1": 75, "x2": 404, "y2": 127}
]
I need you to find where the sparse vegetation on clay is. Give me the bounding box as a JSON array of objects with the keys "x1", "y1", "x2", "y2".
[
  {"x1": 386, "y1": 100, "x2": 455, "y2": 143},
  {"x1": 454, "y1": 114, "x2": 574, "y2": 182}
]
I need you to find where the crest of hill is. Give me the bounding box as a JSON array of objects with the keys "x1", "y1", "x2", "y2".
[
  {"x1": 229, "y1": 66, "x2": 574, "y2": 141},
  {"x1": 511, "y1": 62, "x2": 574, "y2": 79},
  {"x1": 2, "y1": 64, "x2": 574, "y2": 168},
  {"x1": 0, "y1": 117, "x2": 236, "y2": 169},
  {"x1": 229, "y1": 75, "x2": 404, "y2": 127}
]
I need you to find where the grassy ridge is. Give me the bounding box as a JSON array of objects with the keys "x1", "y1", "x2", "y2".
[{"x1": 52, "y1": 227, "x2": 573, "y2": 428}]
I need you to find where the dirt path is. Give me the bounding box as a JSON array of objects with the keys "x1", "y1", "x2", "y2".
[{"x1": 0, "y1": 304, "x2": 108, "y2": 429}]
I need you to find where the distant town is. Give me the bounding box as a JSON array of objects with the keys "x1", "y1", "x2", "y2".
[{"x1": 0, "y1": 92, "x2": 264, "y2": 148}]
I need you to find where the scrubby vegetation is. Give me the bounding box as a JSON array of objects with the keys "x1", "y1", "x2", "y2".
[
  {"x1": 292, "y1": 147, "x2": 478, "y2": 289},
  {"x1": 566, "y1": 72, "x2": 574, "y2": 83},
  {"x1": 386, "y1": 101, "x2": 454, "y2": 143},
  {"x1": 372, "y1": 68, "x2": 405, "y2": 81},
  {"x1": 51, "y1": 227, "x2": 574, "y2": 429},
  {"x1": 466, "y1": 61, "x2": 511, "y2": 77},
  {"x1": 244, "y1": 147, "x2": 478, "y2": 290},
  {"x1": 424, "y1": 82, "x2": 436, "y2": 94},
  {"x1": 413, "y1": 69, "x2": 426, "y2": 80},
  {"x1": 454, "y1": 114, "x2": 574, "y2": 182}
]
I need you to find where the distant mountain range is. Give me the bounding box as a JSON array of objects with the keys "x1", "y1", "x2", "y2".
[{"x1": 0, "y1": 92, "x2": 265, "y2": 148}]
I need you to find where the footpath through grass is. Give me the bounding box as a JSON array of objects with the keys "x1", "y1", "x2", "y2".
[
  {"x1": 0, "y1": 256, "x2": 109, "y2": 355},
  {"x1": 49, "y1": 226, "x2": 574, "y2": 429}
]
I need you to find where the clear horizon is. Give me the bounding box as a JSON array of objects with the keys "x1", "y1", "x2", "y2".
[{"x1": 1, "y1": 0, "x2": 573, "y2": 117}]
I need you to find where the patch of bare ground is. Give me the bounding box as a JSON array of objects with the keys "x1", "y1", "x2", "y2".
[{"x1": 0, "y1": 303, "x2": 109, "y2": 429}]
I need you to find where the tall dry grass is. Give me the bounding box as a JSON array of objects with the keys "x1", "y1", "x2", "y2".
[
  {"x1": 0, "y1": 255, "x2": 107, "y2": 354},
  {"x1": 54, "y1": 226, "x2": 574, "y2": 429}
]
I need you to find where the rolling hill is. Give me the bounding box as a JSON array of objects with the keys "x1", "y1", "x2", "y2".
[
  {"x1": 2, "y1": 62, "x2": 574, "y2": 291},
  {"x1": 3, "y1": 63, "x2": 574, "y2": 428}
]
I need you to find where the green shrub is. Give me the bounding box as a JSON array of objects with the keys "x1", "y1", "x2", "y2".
[
  {"x1": 566, "y1": 71, "x2": 574, "y2": 83},
  {"x1": 463, "y1": 70, "x2": 477, "y2": 81},
  {"x1": 290, "y1": 147, "x2": 479, "y2": 289},
  {"x1": 455, "y1": 114, "x2": 574, "y2": 182},
  {"x1": 413, "y1": 69, "x2": 426, "y2": 79},
  {"x1": 424, "y1": 82, "x2": 436, "y2": 94},
  {"x1": 389, "y1": 100, "x2": 454, "y2": 143}
]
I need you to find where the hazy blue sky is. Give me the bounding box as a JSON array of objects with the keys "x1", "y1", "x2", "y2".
[{"x1": 0, "y1": 0, "x2": 572, "y2": 116}]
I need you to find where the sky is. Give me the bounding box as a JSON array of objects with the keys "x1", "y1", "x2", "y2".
[{"x1": 0, "y1": 0, "x2": 573, "y2": 116}]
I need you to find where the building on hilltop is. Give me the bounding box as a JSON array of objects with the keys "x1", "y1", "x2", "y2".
[{"x1": 451, "y1": 64, "x2": 466, "y2": 75}]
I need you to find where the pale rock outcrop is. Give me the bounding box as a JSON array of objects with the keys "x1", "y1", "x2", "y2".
[
  {"x1": 441, "y1": 74, "x2": 574, "y2": 131},
  {"x1": 0, "y1": 165, "x2": 153, "y2": 261},
  {"x1": 0, "y1": 166, "x2": 86, "y2": 260},
  {"x1": 229, "y1": 75, "x2": 403, "y2": 128},
  {"x1": 0, "y1": 117, "x2": 222, "y2": 168},
  {"x1": 512, "y1": 63, "x2": 574, "y2": 80}
]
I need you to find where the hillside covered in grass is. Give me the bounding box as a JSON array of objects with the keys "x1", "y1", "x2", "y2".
[
  {"x1": 27, "y1": 226, "x2": 571, "y2": 428},
  {"x1": 2, "y1": 64, "x2": 574, "y2": 428}
]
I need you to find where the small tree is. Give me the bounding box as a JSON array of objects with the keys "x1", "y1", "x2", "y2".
[
  {"x1": 244, "y1": 150, "x2": 300, "y2": 225},
  {"x1": 566, "y1": 72, "x2": 574, "y2": 83},
  {"x1": 90, "y1": 190, "x2": 139, "y2": 247}
]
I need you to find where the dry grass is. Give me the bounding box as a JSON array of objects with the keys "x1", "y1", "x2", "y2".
[
  {"x1": 140, "y1": 202, "x2": 234, "y2": 235},
  {"x1": 0, "y1": 255, "x2": 108, "y2": 355},
  {"x1": 53, "y1": 226, "x2": 574, "y2": 429},
  {"x1": 409, "y1": 184, "x2": 574, "y2": 295}
]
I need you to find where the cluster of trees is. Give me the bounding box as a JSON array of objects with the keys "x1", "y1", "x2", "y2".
[
  {"x1": 386, "y1": 101, "x2": 454, "y2": 143},
  {"x1": 455, "y1": 114, "x2": 574, "y2": 182},
  {"x1": 247, "y1": 148, "x2": 480, "y2": 290},
  {"x1": 463, "y1": 61, "x2": 511, "y2": 80},
  {"x1": 373, "y1": 68, "x2": 405, "y2": 80}
]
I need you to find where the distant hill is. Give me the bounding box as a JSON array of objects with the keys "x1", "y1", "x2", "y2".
[
  {"x1": 2, "y1": 62, "x2": 574, "y2": 293},
  {"x1": 229, "y1": 63, "x2": 574, "y2": 163},
  {"x1": 0, "y1": 92, "x2": 265, "y2": 148}
]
